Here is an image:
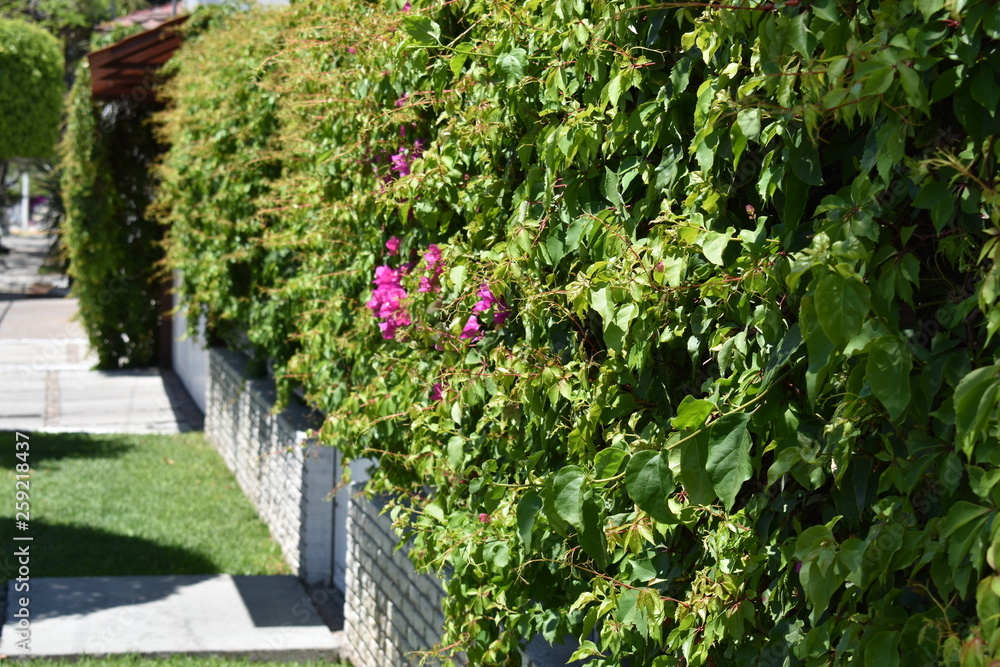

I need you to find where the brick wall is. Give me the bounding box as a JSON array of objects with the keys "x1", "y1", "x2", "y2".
[
  {"x1": 344, "y1": 486, "x2": 449, "y2": 666},
  {"x1": 205, "y1": 348, "x2": 334, "y2": 585}
]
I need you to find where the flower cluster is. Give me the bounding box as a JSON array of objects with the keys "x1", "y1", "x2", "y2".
[
  {"x1": 472, "y1": 283, "x2": 510, "y2": 325},
  {"x1": 366, "y1": 265, "x2": 411, "y2": 340},
  {"x1": 418, "y1": 244, "x2": 444, "y2": 293},
  {"x1": 390, "y1": 139, "x2": 424, "y2": 178},
  {"x1": 461, "y1": 284, "x2": 511, "y2": 340}
]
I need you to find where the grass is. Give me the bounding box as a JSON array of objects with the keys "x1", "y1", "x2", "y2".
[
  {"x1": 0, "y1": 431, "x2": 290, "y2": 581},
  {"x1": 8, "y1": 658, "x2": 350, "y2": 667}
]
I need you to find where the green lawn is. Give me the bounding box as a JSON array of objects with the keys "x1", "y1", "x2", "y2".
[
  {"x1": 14, "y1": 658, "x2": 349, "y2": 667},
  {"x1": 1, "y1": 431, "x2": 289, "y2": 581}
]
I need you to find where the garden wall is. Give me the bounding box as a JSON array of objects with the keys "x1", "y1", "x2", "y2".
[{"x1": 205, "y1": 347, "x2": 335, "y2": 585}]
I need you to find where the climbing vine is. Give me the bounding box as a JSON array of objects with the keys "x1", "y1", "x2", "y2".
[{"x1": 156, "y1": 0, "x2": 1000, "y2": 663}]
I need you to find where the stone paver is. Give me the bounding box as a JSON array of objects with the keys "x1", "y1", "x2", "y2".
[{"x1": 0, "y1": 575, "x2": 343, "y2": 659}]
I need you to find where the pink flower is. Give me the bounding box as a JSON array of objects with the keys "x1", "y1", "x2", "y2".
[
  {"x1": 460, "y1": 315, "x2": 481, "y2": 340},
  {"x1": 395, "y1": 94, "x2": 408, "y2": 107},
  {"x1": 424, "y1": 244, "x2": 441, "y2": 267},
  {"x1": 472, "y1": 283, "x2": 495, "y2": 312},
  {"x1": 493, "y1": 303, "x2": 511, "y2": 325},
  {"x1": 368, "y1": 265, "x2": 410, "y2": 340},
  {"x1": 386, "y1": 236, "x2": 400, "y2": 256},
  {"x1": 390, "y1": 149, "x2": 411, "y2": 177},
  {"x1": 472, "y1": 283, "x2": 511, "y2": 325},
  {"x1": 430, "y1": 383, "x2": 443, "y2": 401},
  {"x1": 347, "y1": 47, "x2": 356, "y2": 54},
  {"x1": 402, "y1": 0, "x2": 411, "y2": 10},
  {"x1": 478, "y1": 513, "x2": 491, "y2": 523},
  {"x1": 418, "y1": 276, "x2": 434, "y2": 293}
]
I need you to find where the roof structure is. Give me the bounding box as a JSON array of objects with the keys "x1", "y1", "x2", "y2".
[
  {"x1": 95, "y1": 3, "x2": 183, "y2": 32},
  {"x1": 87, "y1": 7, "x2": 188, "y2": 100}
]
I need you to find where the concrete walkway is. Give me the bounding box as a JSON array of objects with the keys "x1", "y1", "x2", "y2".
[
  {"x1": 0, "y1": 234, "x2": 202, "y2": 433},
  {"x1": 1, "y1": 233, "x2": 343, "y2": 661},
  {"x1": 0, "y1": 576, "x2": 344, "y2": 659}
]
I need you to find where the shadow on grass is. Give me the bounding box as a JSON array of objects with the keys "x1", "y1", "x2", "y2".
[
  {"x1": 1, "y1": 431, "x2": 134, "y2": 469},
  {"x1": 0, "y1": 519, "x2": 220, "y2": 588}
]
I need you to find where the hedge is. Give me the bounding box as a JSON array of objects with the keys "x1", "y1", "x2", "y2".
[
  {"x1": 156, "y1": 0, "x2": 1000, "y2": 663},
  {"x1": 60, "y1": 61, "x2": 163, "y2": 369},
  {"x1": 0, "y1": 18, "x2": 63, "y2": 160}
]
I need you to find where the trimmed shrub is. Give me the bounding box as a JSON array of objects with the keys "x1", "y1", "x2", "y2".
[{"x1": 0, "y1": 18, "x2": 63, "y2": 160}]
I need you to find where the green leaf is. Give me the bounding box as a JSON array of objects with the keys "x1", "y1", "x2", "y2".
[
  {"x1": 625, "y1": 450, "x2": 674, "y2": 523},
  {"x1": 449, "y1": 52, "x2": 468, "y2": 77},
  {"x1": 787, "y1": 12, "x2": 817, "y2": 57},
  {"x1": 495, "y1": 48, "x2": 527, "y2": 87},
  {"x1": 446, "y1": 436, "x2": 465, "y2": 469},
  {"x1": 705, "y1": 413, "x2": 752, "y2": 511},
  {"x1": 484, "y1": 540, "x2": 510, "y2": 569},
  {"x1": 813, "y1": 273, "x2": 870, "y2": 347},
  {"x1": 736, "y1": 108, "x2": 761, "y2": 142},
  {"x1": 670, "y1": 396, "x2": 715, "y2": 431},
  {"x1": 763, "y1": 323, "x2": 803, "y2": 387},
  {"x1": 603, "y1": 166, "x2": 625, "y2": 210},
  {"x1": 941, "y1": 501, "x2": 991, "y2": 540},
  {"x1": 424, "y1": 501, "x2": 445, "y2": 522},
  {"x1": 863, "y1": 631, "x2": 900, "y2": 667},
  {"x1": 898, "y1": 65, "x2": 929, "y2": 114},
  {"x1": 915, "y1": 0, "x2": 944, "y2": 20},
  {"x1": 402, "y1": 15, "x2": 440, "y2": 45},
  {"x1": 552, "y1": 465, "x2": 586, "y2": 528},
  {"x1": 579, "y1": 490, "x2": 610, "y2": 567},
  {"x1": 866, "y1": 336, "x2": 912, "y2": 420},
  {"x1": 595, "y1": 446, "x2": 628, "y2": 480},
  {"x1": 567, "y1": 641, "x2": 603, "y2": 662},
  {"x1": 972, "y1": 66, "x2": 1000, "y2": 112},
  {"x1": 701, "y1": 229, "x2": 731, "y2": 266},
  {"x1": 517, "y1": 490, "x2": 543, "y2": 548},
  {"x1": 954, "y1": 366, "x2": 1000, "y2": 453},
  {"x1": 679, "y1": 437, "x2": 716, "y2": 506}
]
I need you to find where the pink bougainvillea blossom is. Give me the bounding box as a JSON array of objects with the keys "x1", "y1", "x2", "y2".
[
  {"x1": 395, "y1": 94, "x2": 408, "y2": 107},
  {"x1": 493, "y1": 302, "x2": 511, "y2": 325},
  {"x1": 386, "y1": 236, "x2": 400, "y2": 256},
  {"x1": 402, "y1": 0, "x2": 411, "y2": 10},
  {"x1": 388, "y1": 141, "x2": 424, "y2": 179},
  {"x1": 478, "y1": 513, "x2": 492, "y2": 524},
  {"x1": 418, "y1": 244, "x2": 444, "y2": 293},
  {"x1": 390, "y1": 149, "x2": 412, "y2": 177},
  {"x1": 430, "y1": 383, "x2": 443, "y2": 402},
  {"x1": 367, "y1": 265, "x2": 410, "y2": 340},
  {"x1": 347, "y1": 47, "x2": 356, "y2": 54},
  {"x1": 460, "y1": 315, "x2": 481, "y2": 340},
  {"x1": 472, "y1": 283, "x2": 511, "y2": 325},
  {"x1": 424, "y1": 244, "x2": 441, "y2": 267}
]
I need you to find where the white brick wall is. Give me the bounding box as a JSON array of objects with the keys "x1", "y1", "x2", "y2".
[
  {"x1": 344, "y1": 486, "x2": 449, "y2": 667},
  {"x1": 205, "y1": 348, "x2": 334, "y2": 585}
]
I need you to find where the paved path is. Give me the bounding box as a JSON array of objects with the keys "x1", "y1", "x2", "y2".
[
  {"x1": 0, "y1": 233, "x2": 202, "y2": 433},
  {"x1": 0, "y1": 576, "x2": 344, "y2": 659}
]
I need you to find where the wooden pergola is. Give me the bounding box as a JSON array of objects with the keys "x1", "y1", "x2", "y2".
[{"x1": 87, "y1": 12, "x2": 188, "y2": 100}]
